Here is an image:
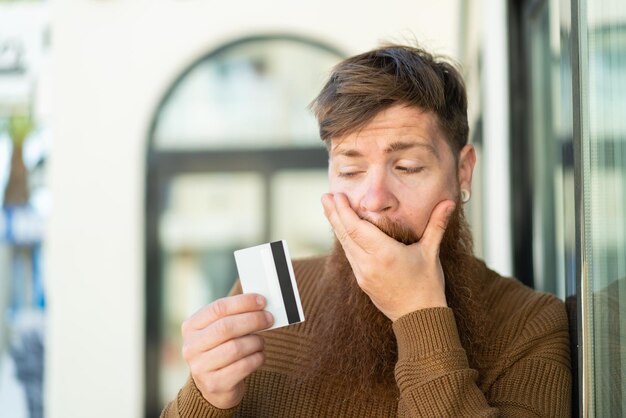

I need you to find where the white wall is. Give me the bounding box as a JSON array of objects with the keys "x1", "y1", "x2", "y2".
[
  {"x1": 47, "y1": 0, "x2": 460, "y2": 416},
  {"x1": 481, "y1": 0, "x2": 512, "y2": 277}
]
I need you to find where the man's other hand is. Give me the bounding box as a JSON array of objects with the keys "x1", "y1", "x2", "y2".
[
  {"x1": 321, "y1": 192, "x2": 455, "y2": 321},
  {"x1": 180, "y1": 294, "x2": 274, "y2": 409}
]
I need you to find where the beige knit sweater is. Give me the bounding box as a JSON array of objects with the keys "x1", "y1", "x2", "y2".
[{"x1": 162, "y1": 256, "x2": 571, "y2": 417}]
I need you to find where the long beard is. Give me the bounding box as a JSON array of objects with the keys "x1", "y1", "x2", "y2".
[{"x1": 302, "y1": 205, "x2": 486, "y2": 397}]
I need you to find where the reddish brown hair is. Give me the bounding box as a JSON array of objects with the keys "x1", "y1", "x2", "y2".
[{"x1": 311, "y1": 44, "x2": 469, "y2": 154}]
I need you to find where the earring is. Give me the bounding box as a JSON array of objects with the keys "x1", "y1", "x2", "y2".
[{"x1": 461, "y1": 189, "x2": 471, "y2": 203}]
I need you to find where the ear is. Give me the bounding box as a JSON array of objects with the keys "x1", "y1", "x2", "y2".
[{"x1": 457, "y1": 144, "x2": 476, "y2": 194}]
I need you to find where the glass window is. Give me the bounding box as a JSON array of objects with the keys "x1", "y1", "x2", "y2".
[
  {"x1": 270, "y1": 169, "x2": 331, "y2": 257},
  {"x1": 153, "y1": 37, "x2": 341, "y2": 150},
  {"x1": 518, "y1": 0, "x2": 575, "y2": 301},
  {"x1": 580, "y1": 3, "x2": 626, "y2": 414},
  {"x1": 158, "y1": 172, "x2": 265, "y2": 402},
  {"x1": 528, "y1": 1, "x2": 562, "y2": 296}
]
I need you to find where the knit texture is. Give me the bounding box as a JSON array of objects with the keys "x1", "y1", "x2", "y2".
[{"x1": 161, "y1": 256, "x2": 571, "y2": 417}]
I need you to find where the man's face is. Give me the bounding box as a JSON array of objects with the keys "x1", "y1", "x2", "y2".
[{"x1": 328, "y1": 104, "x2": 475, "y2": 239}]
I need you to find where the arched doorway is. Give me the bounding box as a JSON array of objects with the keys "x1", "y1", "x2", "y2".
[{"x1": 144, "y1": 35, "x2": 344, "y2": 416}]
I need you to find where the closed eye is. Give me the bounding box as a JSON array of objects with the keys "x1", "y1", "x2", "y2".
[
  {"x1": 338, "y1": 171, "x2": 363, "y2": 178},
  {"x1": 396, "y1": 166, "x2": 424, "y2": 174}
]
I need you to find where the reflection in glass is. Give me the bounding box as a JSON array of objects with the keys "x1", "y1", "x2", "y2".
[{"x1": 581, "y1": 2, "x2": 626, "y2": 414}]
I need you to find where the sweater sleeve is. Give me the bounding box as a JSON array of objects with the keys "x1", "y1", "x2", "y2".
[
  {"x1": 393, "y1": 307, "x2": 497, "y2": 417},
  {"x1": 160, "y1": 377, "x2": 239, "y2": 418},
  {"x1": 393, "y1": 300, "x2": 571, "y2": 417},
  {"x1": 485, "y1": 296, "x2": 572, "y2": 417}
]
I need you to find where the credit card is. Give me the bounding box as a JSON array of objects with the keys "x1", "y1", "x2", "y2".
[{"x1": 234, "y1": 240, "x2": 305, "y2": 330}]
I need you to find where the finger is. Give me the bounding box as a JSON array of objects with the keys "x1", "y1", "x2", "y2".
[
  {"x1": 419, "y1": 200, "x2": 456, "y2": 252},
  {"x1": 321, "y1": 193, "x2": 366, "y2": 256},
  {"x1": 184, "y1": 293, "x2": 266, "y2": 333},
  {"x1": 181, "y1": 311, "x2": 266, "y2": 362},
  {"x1": 209, "y1": 351, "x2": 266, "y2": 392},
  {"x1": 332, "y1": 193, "x2": 390, "y2": 252},
  {"x1": 197, "y1": 334, "x2": 265, "y2": 371},
  {"x1": 181, "y1": 311, "x2": 274, "y2": 361},
  {"x1": 189, "y1": 310, "x2": 273, "y2": 353}
]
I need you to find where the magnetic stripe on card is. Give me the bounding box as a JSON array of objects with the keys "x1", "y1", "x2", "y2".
[{"x1": 270, "y1": 241, "x2": 300, "y2": 324}]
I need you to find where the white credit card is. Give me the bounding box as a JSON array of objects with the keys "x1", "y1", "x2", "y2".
[{"x1": 234, "y1": 240, "x2": 305, "y2": 330}]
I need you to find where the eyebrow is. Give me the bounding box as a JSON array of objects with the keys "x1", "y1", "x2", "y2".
[
  {"x1": 385, "y1": 141, "x2": 438, "y2": 157},
  {"x1": 336, "y1": 149, "x2": 364, "y2": 158},
  {"x1": 333, "y1": 141, "x2": 439, "y2": 159}
]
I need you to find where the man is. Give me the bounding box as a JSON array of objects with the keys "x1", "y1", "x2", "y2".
[{"x1": 162, "y1": 44, "x2": 571, "y2": 417}]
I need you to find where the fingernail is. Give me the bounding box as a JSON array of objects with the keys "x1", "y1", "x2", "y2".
[
  {"x1": 256, "y1": 295, "x2": 265, "y2": 306},
  {"x1": 265, "y1": 311, "x2": 274, "y2": 324},
  {"x1": 446, "y1": 205, "x2": 455, "y2": 216}
]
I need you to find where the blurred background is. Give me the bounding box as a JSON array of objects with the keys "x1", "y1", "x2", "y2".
[{"x1": 0, "y1": 0, "x2": 624, "y2": 417}]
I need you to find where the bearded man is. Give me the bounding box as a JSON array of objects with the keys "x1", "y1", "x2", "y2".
[{"x1": 161, "y1": 44, "x2": 572, "y2": 417}]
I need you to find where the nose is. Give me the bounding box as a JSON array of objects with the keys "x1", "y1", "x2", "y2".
[{"x1": 358, "y1": 169, "x2": 399, "y2": 215}]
